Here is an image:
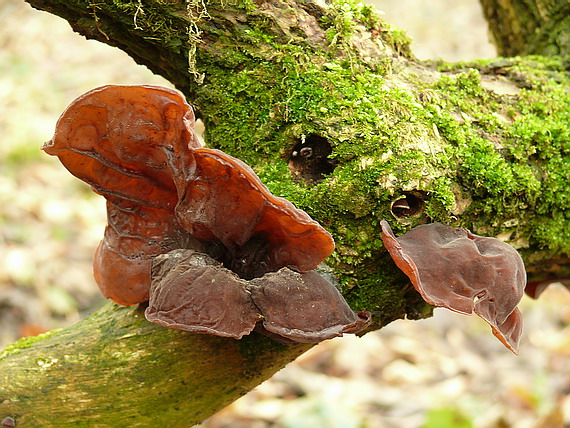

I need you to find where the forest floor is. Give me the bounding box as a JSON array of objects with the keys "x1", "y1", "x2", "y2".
[{"x1": 0, "y1": 1, "x2": 568, "y2": 427}]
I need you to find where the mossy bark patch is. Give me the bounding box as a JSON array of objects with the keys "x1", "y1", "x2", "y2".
[{"x1": 0, "y1": 303, "x2": 311, "y2": 425}]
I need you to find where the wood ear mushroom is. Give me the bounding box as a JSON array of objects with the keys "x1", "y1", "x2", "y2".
[
  {"x1": 42, "y1": 85, "x2": 200, "y2": 305},
  {"x1": 45, "y1": 85, "x2": 370, "y2": 343},
  {"x1": 380, "y1": 220, "x2": 526, "y2": 354},
  {"x1": 146, "y1": 250, "x2": 371, "y2": 343}
]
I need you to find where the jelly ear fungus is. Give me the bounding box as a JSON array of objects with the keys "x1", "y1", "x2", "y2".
[
  {"x1": 42, "y1": 85, "x2": 199, "y2": 305},
  {"x1": 44, "y1": 84, "x2": 370, "y2": 343},
  {"x1": 380, "y1": 220, "x2": 526, "y2": 354}
]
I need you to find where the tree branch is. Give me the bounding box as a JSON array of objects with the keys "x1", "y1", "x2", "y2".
[
  {"x1": 2, "y1": 0, "x2": 569, "y2": 423},
  {"x1": 479, "y1": 0, "x2": 570, "y2": 56},
  {"x1": 0, "y1": 303, "x2": 311, "y2": 425}
]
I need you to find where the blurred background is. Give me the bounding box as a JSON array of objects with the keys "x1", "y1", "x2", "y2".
[{"x1": 0, "y1": 1, "x2": 568, "y2": 427}]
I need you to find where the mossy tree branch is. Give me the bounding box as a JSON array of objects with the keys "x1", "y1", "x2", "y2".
[
  {"x1": 480, "y1": 0, "x2": 570, "y2": 57},
  {"x1": 0, "y1": 303, "x2": 312, "y2": 425},
  {"x1": 1, "y1": 0, "x2": 569, "y2": 424}
]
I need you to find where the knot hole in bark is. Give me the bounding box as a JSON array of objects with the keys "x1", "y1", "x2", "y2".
[
  {"x1": 288, "y1": 134, "x2": 337, "y2": 183},
  {"x1": 391, "y1": 192, "x2": 425, "y2": 218}
]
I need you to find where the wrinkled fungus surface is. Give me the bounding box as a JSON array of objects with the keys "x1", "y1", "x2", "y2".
[
  {"x1": 248, "y1": 269, "x2": 371, "y2": 343},
  {"x1": 146, "y1": 250, "x2": 261, "y2": 339},
  {"x1": 45, "y1": 85, "x2": 367, "y2": 343},
  {"x1": 146, "y1": 250, "x2": 371, "y2": 343},
  {"x1": 380, "y1": 220, "x2": 526, "y2": 354},
  {"x1": 176, "y1": 148, "x2": 335, "y2": 276},
  {"x1": 43, "y1": 85, "x2": 199, "y2": 304}
]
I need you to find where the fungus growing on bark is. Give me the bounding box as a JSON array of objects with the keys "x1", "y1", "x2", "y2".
[
  {"x1": 380, "y1": 220, "x2": 525, "y2": 354},
  {"x1": 248, "y1": 269, "x2": 371, "y2": 343},
  {"x1": 145, "y1": 250, "x2": 261, "y2": 339},
  {"x1": 44, "y1": 84, "x2": 369, "y2": 343},
  {"x1": 146, "y1": 250, "x2": 372, "y2": 343},
  {"x1": 175, "y1": 148, "x2": 335, "y2": 277}
]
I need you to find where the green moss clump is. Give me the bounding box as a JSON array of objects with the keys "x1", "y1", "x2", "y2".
[
  {"x1": 93, "y1": 0, "x2": 567, "y2": 311},
  {"x1": 323, "y1": 0, "x2": 413, "y2": 59},
  {"x1": 425, "y1": 57, "x2": 570, "y2": 255}
]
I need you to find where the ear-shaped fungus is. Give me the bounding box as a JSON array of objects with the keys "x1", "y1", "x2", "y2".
[
  {"x1": 146, "y1": 250, "x2": 261, "y2": 339},
  {"x1": 248, "y1": 269, "x2": 371, "y2": 343},
  {"x1": 146, "y1": 249, "x2": 371, "y2": 343},
  {"x1": 45, "y1": 85, "x2": 369, "y2": 343},
  {"x1": 174, "y1": 148, "x2": 336, "y2": 276},
  {"x1": 380, "y1": 220, "x2": 526, "y2": 354},
  {"x1": 42, "y1": 85, "x2": 200, "y2": 305},
  {"x1": 43, "y1": 84, "x2": 334, "y2": 304}
]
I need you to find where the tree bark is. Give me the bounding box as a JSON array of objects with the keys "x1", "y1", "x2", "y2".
[
  {"x1": 1, "y1": 0, "x2": 569, "y2": 424},
  {"x1": 0, "y1": 303, "x2": 311, "y2": 426},
  {"x1": 480, "y1": 0, "x2": 570, "y2": 56}
]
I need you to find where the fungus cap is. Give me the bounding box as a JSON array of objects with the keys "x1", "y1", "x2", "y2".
[
  {"x1": 175, "y1": 148, "x2": 335, "y2": 274},
  {"x1": 380, "y1": 220, "x2": 525, "y2": 354},
  {"x1": 146, "y1": 250, "x2": 261, "y2": 339},
  {"x1": 248, "y1": 269, "x2": 371, "y2": 343},
  {"x1": 44, "y1": 85, "x2": 335, "y2": 310},
  {"x1": 146, "y1": 250, "x2": 371, "y2": 342}
]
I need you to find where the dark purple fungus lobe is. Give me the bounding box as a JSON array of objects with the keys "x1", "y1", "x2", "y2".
[
  {"x1": 145, "y1": 250, "x2": 261, "y2": 339},
  {"x1": 380, "y1": 220, "x2": 526, "y2": 354},
  {"x1": 146, "y1": 250, "x2": 371, "y2": 342},
  {"x1": 248, "y1": 269, "x2": 372, "y2": 343}
]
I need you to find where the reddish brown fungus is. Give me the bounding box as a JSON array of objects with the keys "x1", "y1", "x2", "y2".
[
  {"x1": 248, "y1": 269, "x2": 372, "y2": 343},
  {"x1": 43, "y1": 85, "x2": 200, "y2": 305},
  {"x1": 45, "y1": 85, "x2": 361, "y2": 345},
  {"x1": 42, "y1": 85, "x2": 199, "y2": 207},
  {"x1": 44, "y1": 85, "x2": 335, "y2": 306},
  {"x1": 380, "y1": 220, "x2": 525, "y2": 354},
  {"x1": 174, "y1": 148, "x2": 335, "y2": 275},
  {"x1": 43, "y1": 86, "x2": 356, "y2": 342},
  {"x1": 146, "y1": 250, "x2": 261, "y2": 339}
]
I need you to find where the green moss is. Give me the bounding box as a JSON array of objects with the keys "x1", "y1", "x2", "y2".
[
  {"x1": 77, "y1": 0, "x2": 567, "y2": 314},
  {"x1": 383, "y1": 25, "x2": 413, "y2": 57},
  {"x1": 425, "y1": 176, "x2": 456, "y2": 218},
  {"x1": 88, "y1": 0, "x2": 186, "y2": 48},
  {"x1": 197, "y1": 66, "x2": 437, "y2": 318},
  {"x1": 422, "y1": 57, "x2": 570, "y2": 254},
  {"x1": 324, "y1": 0, "x2": 413, "y2": 59},
  {"x1": 0, "y1": 330, "x2": 59, "y2": 360}
]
